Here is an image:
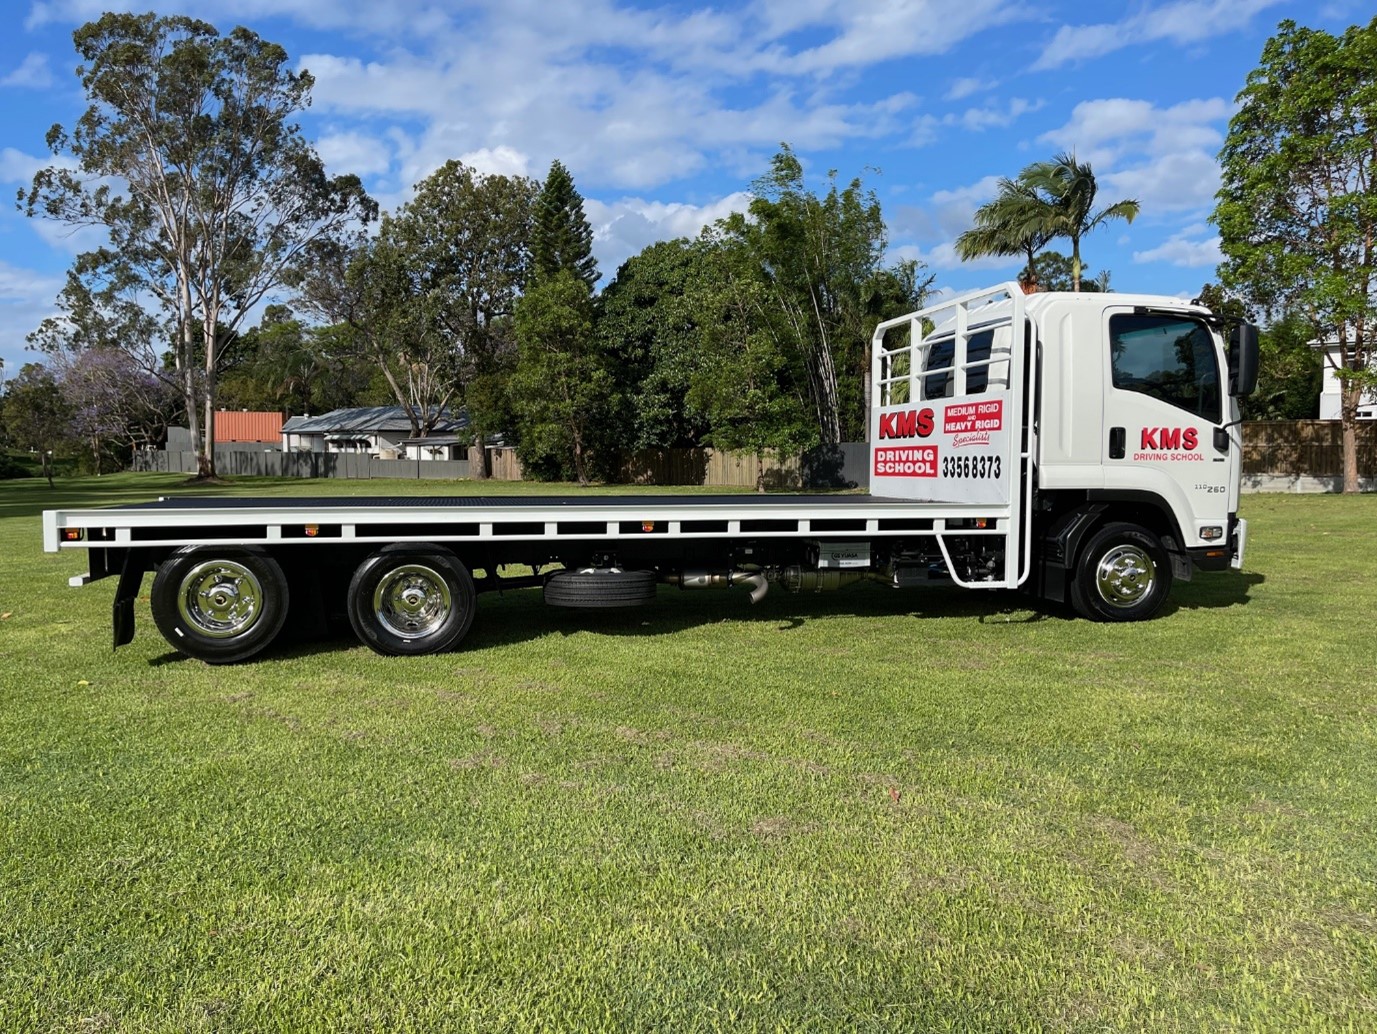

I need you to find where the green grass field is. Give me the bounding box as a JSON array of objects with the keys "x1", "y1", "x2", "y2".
[{"x1": 1, "y1": 474, "x2": 1374, "y2": 1032}]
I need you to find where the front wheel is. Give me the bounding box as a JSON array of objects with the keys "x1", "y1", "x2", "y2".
[
  {"x1": 150, "y1": 547, "x2": 290, "y2": 663},
  {"x1": 348, "y1": 547, "x2": 476, "y2": 656},
  {"x1": 1070, "y1": 522, "x2": 1173, "y2": 622}
]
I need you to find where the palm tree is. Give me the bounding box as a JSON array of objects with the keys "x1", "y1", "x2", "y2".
[
  {"x1": 954, "y1": 177, "x2": 1054, "y2": 290},
  {"x1": 1022, "y1": 152, "x2": 1139, "y2": 291}
]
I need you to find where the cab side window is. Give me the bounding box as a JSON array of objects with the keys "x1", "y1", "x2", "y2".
[{"x1": 1109, "y1": 313, "x2": 1221, "y2": 423}]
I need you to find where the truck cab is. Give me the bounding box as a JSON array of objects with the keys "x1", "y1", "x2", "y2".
[{"x1": 870, "y1": 283, "x2": 1257, "y2": 620}]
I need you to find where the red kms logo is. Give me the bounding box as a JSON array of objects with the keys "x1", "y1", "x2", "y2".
[
  {"x1": 1141, "y1": 427, "x2": 1199, "y2": 450},
  {"x1": 878, "y1": 407, "x2": 935, "y2": 439}
]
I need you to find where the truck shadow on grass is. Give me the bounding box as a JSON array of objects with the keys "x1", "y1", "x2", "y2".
[
  {"x1": 152, "y1": 569, "x2": 1263, "y2": 665},
  {"x1": 462, "y1": 569, "x2": 1262, "y2": 652},
  {"x1": 1167, "y1": 570, "x2": 1264, "y2": 614}
]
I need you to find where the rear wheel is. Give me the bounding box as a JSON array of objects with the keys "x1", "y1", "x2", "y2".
[
  {"x1": 543, "y1": 568, "x2": 658, "y2": 609},
  {"x1": 151, "y1": 547, "x2": 289, "y2": 664},
  {"x1": 1071, "y1": 522, "x2": 1172, "y2": 621},
  {"x1": 348, "y1": 547, "x2": 476, "y2": 656}
]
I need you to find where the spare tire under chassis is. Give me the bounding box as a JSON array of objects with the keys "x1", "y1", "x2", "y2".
[{"x1": 543, "y1": 568, "x2": 658, "y2": 609}]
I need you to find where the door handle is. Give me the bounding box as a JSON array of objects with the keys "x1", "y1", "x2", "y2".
[{"x1": 1109, "y1": 426, "x2": 1125, "y2": 459}]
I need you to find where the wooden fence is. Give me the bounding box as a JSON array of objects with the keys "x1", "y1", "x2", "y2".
[
  {"x1": 618, "y1": 448, "x2": 803, "y2": 489},
  {"x1": 1243, "y1": 421, "x2": 1377, "y2": 478}
]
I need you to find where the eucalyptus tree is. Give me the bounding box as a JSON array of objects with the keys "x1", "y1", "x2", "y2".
[
  {"x1": 349, "y1": 230, "x2": 457, "y2": 440},
  {"x1": 21, "y1": 13, "x2": 375, "y2": 479},
  {"x1": 1214, "y1": 17, "x2": 1377, "y2": 492}
]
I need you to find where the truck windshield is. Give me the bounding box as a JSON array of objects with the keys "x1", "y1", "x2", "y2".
[{"x1": 1108, "y1": 313, "x2": 1221, "y2": 423}]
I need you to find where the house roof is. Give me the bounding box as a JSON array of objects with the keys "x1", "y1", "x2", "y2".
[
  {"x1": 214, "y1": 410, "x2": 284, "y2": 443},
  {"x1": 281, "y1": 406, "x2": 469, "y2": 436}
]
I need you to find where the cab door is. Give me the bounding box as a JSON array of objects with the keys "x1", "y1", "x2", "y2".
[{"x1": 1102, "y1": 310, "x2": 1232, "y2": 538}]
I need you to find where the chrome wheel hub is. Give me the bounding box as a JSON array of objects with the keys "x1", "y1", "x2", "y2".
[
  {"x1": 374, "y1": 564, "x2": 452, "y2": 638},
  {"x1": 178, "y1": 560, "x2": 263, "y2": 638},
  {"x1": 1094, "y1": 545, "x2": 1156, "y2": 609}
]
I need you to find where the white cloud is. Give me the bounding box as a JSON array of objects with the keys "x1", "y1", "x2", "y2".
[
  {"x1": 954, "y1": 97, "x2": 1042, "y2": 132},
  {"x1": 1038, "y1": 98, "x2": 1231, "y2": 157},
  {"x1": 1033, "y1": 0, "x2": 1286, "y2": 70},
  {"x1": 305, "y1": 34, "x2": 922, "y2": 193},
  {"x1": 1133, "y1": 230, "x2": 1222, "y2": 268},
  {"x1": 457, "y1": 146, "x2": 533, "y2": 180},
  {"x1": 0, "y1": 146, "x2": 72, "y2": 185},
  {"x1": 0, "y1": 259, "x2": 61, "y2": 303},
  {"x1": 586, "y1": 192, "x2": 752, "y2": 279},
  {"x1": 2, "y1": 53, "x2": 54, "y2": 89},
  {"x1": 781, "y1": 0, "x2": 1011, "y2": 75},
  {"x1": 927, "y1": 175, "x2": 1004, "y2": 235},
  {"x1": 945, "y1": 77, "x2": 993, "y2": 101},
  {"x1": 1103, "y1": 150, "x2": 1222, "y2": 214},
  {"x1": 24, "y1": 0, "x2": 457, "y2": 36},
  {"x1": 0, "y1": 259, "x2": 64, "y2": 376},
  {"x1": 313, "y1": 130, "x2": 393, "y2": 179},
  {"x1": 1035, "y1": 98, "x2": 1231, "y2": 215}
]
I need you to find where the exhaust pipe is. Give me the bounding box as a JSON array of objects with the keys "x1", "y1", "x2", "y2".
[{"x1": 665, "y1": 569, "x2": 770, "y2": 604}]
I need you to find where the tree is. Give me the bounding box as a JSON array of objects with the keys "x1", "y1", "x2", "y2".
[
  {"x1": 510, "y1": 271, "x2": 610, "y2": 485},
  {"x1": 2, "y1": 364, "x2": 71, "y2": 486},
  {"x1": 511, "y1": 162, "x2": 615, "y2": 483},
  {"x1": 954, "y1": 176, "x2": 1055, "y2": 288},
  {"x1": 597, "y1": 239, "x2": 713, "y2": 449},
  {"x1": 22, "y1": 13, "x2": 375, "y2": 480},
  {"x1": 386, "y1": 161, "x2": 538, "y2": 476},
  {"x1": 717, "y1": 145, "x2": 923, "y2": 444},
  {"x1": 59, "y1": 347, "x2": 176, "y2": 471},
  {"x1": 354, "y1": 230, "x2": 456, "y2": 439},
  {"x1": 217, "y1": 305, "x2": 375, "y2": 416},
  {"x1": 1253, "y1": 313, "x2": 1325, "y2": 420},
  {"x1": 1214, "y1": 18, "x2": 1377, "y2": 492},
  {"x1": 687, "y1": 239, "x2": 817, "y2": 492},
  {"x1": 1195, "y1": 283, "x2": 1323, "y2": 420},
  {"x1": 296, "y1": 231, "x2": 456, "y2": 440},
  {"x1": 1021, "y1": 152, "x2": 1139, "y2": 291},
  {"x1": 532, "y1": 160, "x2": 599, "y2": 289},
  {"x1": 1027, "y1": 250, "x2": 1106, "y2": 293}
]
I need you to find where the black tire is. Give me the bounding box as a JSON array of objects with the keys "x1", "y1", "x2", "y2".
[
  {"x1": 150, "y1": 546, "x2": 289, "y2": 664},
  {"x1": 348, "y1": 547, "x2": 476, "y2": 656},
  {"x1": 543, "y1": 569, "x2": 658, "y2": 609},
  {"x1": 1070, "y1": 522, "x2": 1173, "y2": 622}
]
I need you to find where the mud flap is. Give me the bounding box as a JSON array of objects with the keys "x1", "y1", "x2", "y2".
[
  {"x1": 112, "y1": 551, "x2": 150, "y2": 649},
  {"x1": 1035, "y1": 506, "x2": 1106, "y2": 604},
  {"x1": 1162, "y1": 536, "x2": 1193, "y2": 583}
]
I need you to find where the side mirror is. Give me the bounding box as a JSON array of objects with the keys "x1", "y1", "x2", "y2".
[{"x1": 1229, "y1": 323, "x2": 1259, "y2": 397}]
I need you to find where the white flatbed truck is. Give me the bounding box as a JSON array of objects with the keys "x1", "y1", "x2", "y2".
[{"x1": 42, "y1": 284, "x2": 1259, "y2": 663}]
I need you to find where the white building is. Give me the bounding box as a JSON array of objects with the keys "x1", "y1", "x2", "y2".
[{"x1": 1317, "y1": 340, "x2": 1377, "y2": 420}]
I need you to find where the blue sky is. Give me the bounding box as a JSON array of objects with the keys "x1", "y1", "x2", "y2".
[{"x1": 0, "y1": 0, "x2": 1366, "y2": 381}]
